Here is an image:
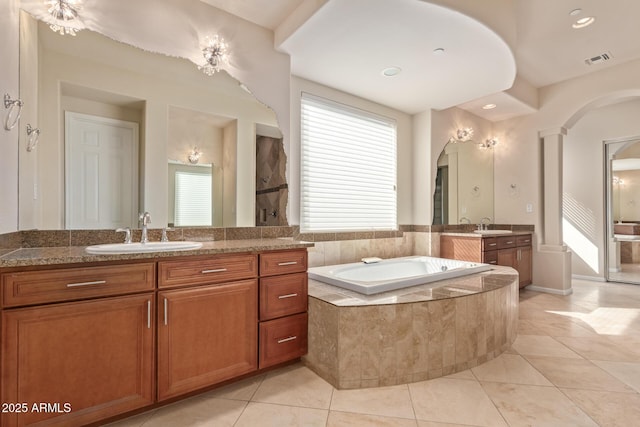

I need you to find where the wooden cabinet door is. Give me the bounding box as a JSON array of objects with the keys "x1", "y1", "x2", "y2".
[
  {"x1": 1, "y1": 294, "x2": 155, "y2": 427},
  {"x1": 516, "y1": 246, "x2": 533, "y2": 287},
  {"x1": 497, "y1": 247, "x2": 517, "y2": 268},
  {"x1": 157, "y1": 279, "x2": 258, "y2": 401}
]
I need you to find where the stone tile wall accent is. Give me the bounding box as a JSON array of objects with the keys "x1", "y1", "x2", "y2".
[{"x1": 304, "y1": 280, "x2": 519, "y2": 389}]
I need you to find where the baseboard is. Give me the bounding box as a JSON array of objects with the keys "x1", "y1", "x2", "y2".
[
  {"x1": 524, "y1": 285, "x2": 573, "y2": 295},
  {"x1": 572, "y1": 274, "x2": 606, "y2": 282}
]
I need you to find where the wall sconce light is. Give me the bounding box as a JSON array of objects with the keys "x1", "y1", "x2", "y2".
[
  {"x1": 613, "y1": 176, "x2": 624, "y2": 185},
  {"x1": 198, "y1": 35, "x2": 229, "y2": 76},
  {"x1": 45, "y1": 0, "x2": 84, "y2": 36},
  {"x1": 188, "y1": 147, "x2": 202, "y2": 164},
  {"x1": 478, "y1": 137, "x2": 498, "y2": 149},
  {"x1": 448, "y1": 127, "x2": 474, "y2": 144}
]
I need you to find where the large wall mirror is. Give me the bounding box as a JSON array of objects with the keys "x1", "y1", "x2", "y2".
[
  {"x1": 432, "y1": 139, "x2": 494, "y2": 225},
  {"x1": 18, "y1": 11, "x2": 286, "y2": 230}
]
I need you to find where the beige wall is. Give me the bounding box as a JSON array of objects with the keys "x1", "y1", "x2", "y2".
[
  {"x1": 0, "y1": 0, "x2": 19, "y2": 233},
  {"x1": 564, "y1": 99, "x2": 640, "y2": 278}
]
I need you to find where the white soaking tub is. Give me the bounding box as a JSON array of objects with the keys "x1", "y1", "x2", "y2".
[{"x1": 308, "y1": 255, "x2": 491, "y2": 295}]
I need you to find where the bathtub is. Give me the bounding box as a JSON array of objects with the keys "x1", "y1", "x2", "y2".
[{"x1": 307, "y1": 255, "x2": 491, "y2": 295}]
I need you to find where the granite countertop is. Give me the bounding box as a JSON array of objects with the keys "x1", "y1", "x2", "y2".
[
  {"x1": 440, "y1": 231, "x2": 533, "y2": 238},
  {"x1": 0, "y1": 239, "x2": 314, "y2": 269},
  {"x1": 308, "y1": 265, "x2": 518, "y2": 307}
]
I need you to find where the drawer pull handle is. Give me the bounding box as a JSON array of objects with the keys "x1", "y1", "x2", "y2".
[
  {"x1": 523, "y1": 240, "x2": 531, "y2": 243},
  {"x1": 489, "y1": 243, "x2": 497, "y2": 247},
  {"x1": 164, "y1": 298, "x2": 168, "y2": 326},
  {"x1": 66, "y1": 280, "x2": 107, "y2": 288},
  {"x1": 202, "y1": 268, "x2": 227, "y2": 274},
  {"x1": 277, "y1": 336, "x2": 297, "y2": 344},
  {"x1": 489, "y1": 261, "x2": 497, "y2": 264},
  {"x1": 506, "y1": 241, "x2": 514, "y2": 244},
  {"x1": 147, "y1": 300, "x2": 151, "y2": 329},
  {"x1": 278, "y1": 293, "x2": 298, "y2": 299},
  {"x1": 278, "y1": 261, "x2": 298, "y2": 266}
]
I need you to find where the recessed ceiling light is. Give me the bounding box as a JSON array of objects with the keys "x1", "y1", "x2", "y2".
[
  {"x1": 569, "y1": 8, "x2": 582, "y2": 16},
  {"x1": 482, "y1": 103, "x2": 497, "y2": 110},
  {"x1": 573, "y1": 16, "x2": 595, "y2": 29},
  {"x1": 381, "y1": 67, "x2": 402, "y2": 77},
  {"x1": 433, "y1": 48, "x2": 445, "y2": 55}
]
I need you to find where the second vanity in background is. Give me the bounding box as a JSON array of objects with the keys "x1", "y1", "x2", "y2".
[{"x1": 441, "y1": 232, "x2": 532, "y2": 288}]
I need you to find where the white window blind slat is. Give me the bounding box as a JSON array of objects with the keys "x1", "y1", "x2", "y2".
[
  {"x1": 301, "y1": 93, "x2": 397, "y2": 232},
  {"x1": 174, "y1": 170, "x2": 212, "y2": 226}
]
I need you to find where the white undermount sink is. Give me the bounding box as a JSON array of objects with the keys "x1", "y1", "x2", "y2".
[
  {"x1": 472, "y1": 230, "x2": 513, "y2": 235},
  {"x1": 85, "y1": 241, "x2": 203, "y2": 254}
]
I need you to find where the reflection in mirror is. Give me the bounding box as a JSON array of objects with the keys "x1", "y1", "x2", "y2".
[
  {"x1": 255, "y1": 124, "x2": 287, "y2": 226},
  {"x1": 433, "y1": 139, "x2": 494, "y2": 225},
  {"x1": 606, "y1": 139, "x2": 640, "y2": 284},
  {"x1": 18, "y1": 11, "x2": 285, "y2": 229}
]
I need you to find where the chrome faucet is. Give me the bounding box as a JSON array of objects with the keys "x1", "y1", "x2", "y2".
[
  {"x1": 480, "y1": 217, "x2": 492, "y2": 231},
  {"x1": 459, "y1": 217, "x2": 471, "y2": 224},
  {"x1": 116, "y1": 227, "x2": 132, "y2": 244},
  {"x1": 139, "y1": 212, "x2": 151, "y2": 243}
]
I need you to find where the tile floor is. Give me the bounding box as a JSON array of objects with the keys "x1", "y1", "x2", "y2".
[{"x1": 108, "y1": 279, "x2": 640, "y2": 426}]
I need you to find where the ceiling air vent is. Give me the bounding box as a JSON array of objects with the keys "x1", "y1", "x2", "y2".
[{"x1": 585, "y1": 51, "x2": 613, "y2": 66}]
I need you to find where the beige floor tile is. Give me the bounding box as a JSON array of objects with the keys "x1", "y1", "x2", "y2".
[
  {"x1": 417, "y1": 422, "x2": 484, "y2": 427},
  {"x1": 143, "y1": 395, "x2": 247, "y2": 426},
  {"x1": 252, "y1": 364, "x2": 334, "y2": 409},
  {"x1": 331, "y1": 384, "x2": 415, "y2": 419},
  {"x1": 104, "y1": 410, "x2": 157, "y2": 427},
  {"x1": 562, "y1": 388, "x2": 640, "y2": 427},
  {"x1": 328, "y1": 411, "x2": 419, "y2": 426},
  {"x1": 481, "y1": 382, "x2": 598, "y2": 427},
  {"x1": 518, "y1": 318, "x2": 597, "y2": 337},
  {"x1": 204, "y1": 374, "x2": 265, "y2": 401},
  {"x1": 592, "y1": 360, "x2": 640, "y2": 392},
  {"x1": 511, "y1": 334, "x2": 583, "y2": 358},
  {"x1": 443, "y1": 369, "x2": 475, "y2": 380},
  {"x1": 470, "y1": 354, "x2": 552, "y2": 386},
  {"x1": 554, "y1": 336, "x2": 640, "y2": 362},
  {"x1": 525, "y1": 355, "x2": 635, "y2": 392},
  {"x1": 408, "y1": 378, "x2": 507, "y2": 427},
  {"x1": 235, "y1": 402, "x2": 328, "y2": 427}
]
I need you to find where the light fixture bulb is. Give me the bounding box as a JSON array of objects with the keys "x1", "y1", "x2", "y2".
[
  {"x1": 572, "y1": 16, "x2": 595, "y2": 29},
  {"x1": 482, "y1": 103, "x2": 497, "y2": 110},
  {"x1": 456, "y1": 127, "x2": 474, "y2": 142},
  {"x1": 188, "y1": 147, "x2": 202, "y2": 164},
  {"x1": 198, "y1": 35, "x2": 229, "y2": 76}
]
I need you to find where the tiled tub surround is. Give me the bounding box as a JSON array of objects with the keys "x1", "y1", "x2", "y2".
[{"x1": 304, "y1": 266, "x2": 519, "y2": 389}]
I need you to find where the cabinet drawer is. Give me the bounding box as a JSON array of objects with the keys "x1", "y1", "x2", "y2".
[
  {"x1": 259, "y1": 312, "x2": 308, "y2": 369},
  {"x1": 1, "y1": 263, "x2": 155, "y2": 307},
  {"x1": 260, "y1": 273, "x2": 308, "y2": 321},
  {"x1": 260, "y1": 250, "x2": 307, "y2": 277},
  {"x1": 516, "y1": 235, "x2": 532, "y2": 247},
  {"x1": 158, "y1": 254, "x2": 257, "y2": 288},
  {"x1": 482, "y1": 238, "x2": 499, "y2": 251},
  {"x1": 496, "y1": 236, "x2": 517, "y2": 249},
  {"x1": 482, "y1": 250, "x2": 498, "y2": 265}
]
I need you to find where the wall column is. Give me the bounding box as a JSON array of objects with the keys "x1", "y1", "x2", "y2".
[{"x1": 533, "y1": 127, "x2": 572, "y2": 294}]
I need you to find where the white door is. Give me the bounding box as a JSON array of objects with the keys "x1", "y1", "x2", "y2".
[{"x1": 65, "y1": 112, "x2": 139, "y2": 229}]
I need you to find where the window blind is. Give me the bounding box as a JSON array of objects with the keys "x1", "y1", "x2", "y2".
[
  {"x1": 174, "y1": 169, "x2": 212, "y2": 226},
  {"x1": 301, "y1": 93, "x2": 397, "y2": 232}
]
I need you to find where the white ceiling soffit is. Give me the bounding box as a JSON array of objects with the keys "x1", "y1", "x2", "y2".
[
  {"x1": 277, "y1": 0, "x2": 516, "y2": 114},
  {"x1": 198, "y1": 0, "x2": 303, "y2": 30},
  {"x1": 456, "y1": 91, "x2": 537, "y2": 122},
  {"x1": 613, "y1": 158, "x2": 640, "y2": 172},
  {"x1": 515, "y1": 0, "x2": 640, "y2": 88}
]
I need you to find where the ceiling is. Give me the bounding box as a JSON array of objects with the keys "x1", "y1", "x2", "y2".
[{"x1": 201, "y1": 0, "x2": 640, "y2": 121}]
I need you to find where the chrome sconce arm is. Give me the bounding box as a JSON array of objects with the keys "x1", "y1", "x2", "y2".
[
  {"x1": 3, "y1": 93, "x2": 23, "y2": 131},
  {"x1": 26, "y1": 124, "x2": 41, "y2": 152}
]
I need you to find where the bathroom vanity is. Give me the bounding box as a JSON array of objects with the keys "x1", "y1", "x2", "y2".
[
  {"x1": 0, "y1": 241, "x2": 310, "y2": 427},
  {"x1": 440, "y1": 232, "x2": 532, "y2": 287}
]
